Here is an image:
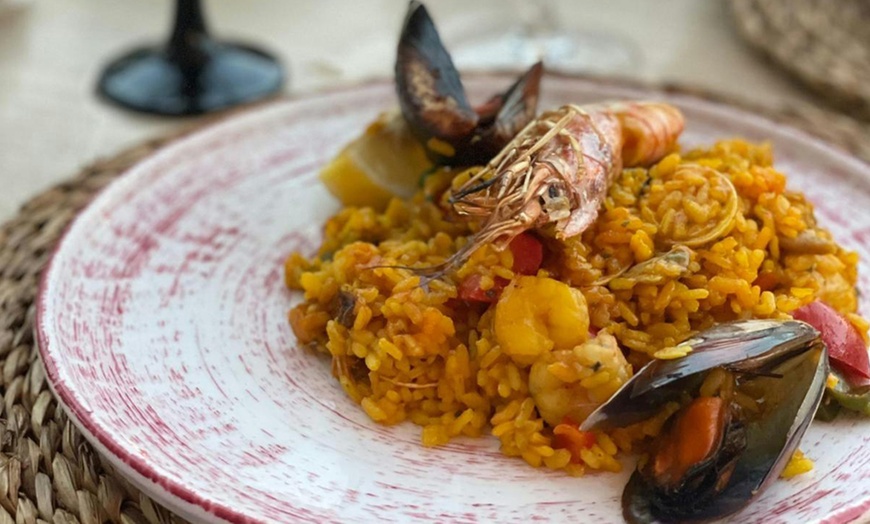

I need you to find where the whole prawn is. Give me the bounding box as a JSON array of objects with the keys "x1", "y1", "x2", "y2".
[{"x1": 429, "y1": 102, "x2": 684, "y2": 277}]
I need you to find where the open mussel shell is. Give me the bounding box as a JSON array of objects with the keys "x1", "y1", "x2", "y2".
[
  {"x1": 581, "y1": 320, "x2": 829, "y2": 523},
  {"x1": 452, "y1": 62, "x2": 543, "y2": 164},
  {"x1": 395, "y1": 1, "x2": 478, "y2": 146},
  {"x1": 395, "y1": 1, "x2": 542, "y2": 165},
  {"x1": 581, "y1": 320, "x2": 820, "y2": 431}
]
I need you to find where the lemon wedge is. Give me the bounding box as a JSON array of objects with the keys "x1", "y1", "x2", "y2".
[{"x1": 319, "y1": 111, "x2": 433, "y2": 209}]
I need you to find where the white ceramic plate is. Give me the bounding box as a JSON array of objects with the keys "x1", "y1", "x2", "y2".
[{"x1": 36, "y1": 74, "x2": 870, "y2": 523}]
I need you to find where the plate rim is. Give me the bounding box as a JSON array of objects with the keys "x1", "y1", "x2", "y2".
[{"x1": 34, "y1": 73, "x2": 870, "y2": 524}]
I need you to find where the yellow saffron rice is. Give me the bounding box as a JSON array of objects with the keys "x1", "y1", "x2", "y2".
[{"x1": 285, "y1": 140, "x2": 865, "y2": 475}]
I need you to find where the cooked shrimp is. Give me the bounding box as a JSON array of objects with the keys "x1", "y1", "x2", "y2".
[
  {"x1": 435, "y1": 102, "x2": 684, "y2": 276},
  {"x1": 494, "y1": 276, "x2": 590, "y2": 365},
  {"x1": 613, "y1": 102, "x2": 685, "y2": 167},
  {"x1": 529, "y1": 331, "x2": 633, "y2": 426}
]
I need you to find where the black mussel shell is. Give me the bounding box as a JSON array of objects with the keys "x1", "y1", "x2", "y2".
[
  {"x1": 450, "y1": 62, "x2": 543, "y2": 165},
  {"x1": 625, "y1": 416, "x2": 747, "y2": 523},
  {"x1": 616, "y1": 324, "x2": 828, "y2": 523},
  {"x1": 395, "y1": 1, "x2": 542, "y2": 165},
  {"x1": 582, "y1": 320, "x2": 819, "y2": 432},
  {"x1": 396, "y1": 2, "x2": 477, "y2": 145}
]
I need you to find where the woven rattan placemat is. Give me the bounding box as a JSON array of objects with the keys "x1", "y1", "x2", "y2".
[
  {"x1": 1, "y1": 89, "x2": 868, "y2": 524},
  {"x1": 731, "y1": 0, "x2": 870, "y2": 120}
]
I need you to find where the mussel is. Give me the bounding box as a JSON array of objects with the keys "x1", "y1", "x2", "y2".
[
  {"x1": 581, "y1": 320, "x2": 829, "y2": 523},
  {"x1": 396, "y1": 1, "x2": 543, "y2": 165}
]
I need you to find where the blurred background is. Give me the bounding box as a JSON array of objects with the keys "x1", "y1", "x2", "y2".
[{"x1": 0, "y1": 0, "x2": 866, "y2": 221}]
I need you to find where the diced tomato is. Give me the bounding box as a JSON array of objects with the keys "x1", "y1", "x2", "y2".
[
  {"x1": 444, "y1": 298, "x2": 464, "y2": 310},
  {"x1": 509, "y1": 233, "x2": 544, "y2": 276},
  {"x1": 457, "y1": 233, "x2": 542, "y2": 303},
  {"x1": 561, "y1": 415, "x2": 580, "y2": 426},
  {"x1": 552, "y1": 417, "x2": 597, "y2": 464},
  {"x1": 457, "y1": 274, "x2": 509, "y2": 303},
  {"x1": 792, "y1": 301, "x2": 870, "y2": 384}
]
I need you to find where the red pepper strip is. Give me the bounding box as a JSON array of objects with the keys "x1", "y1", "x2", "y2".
[
  {"x1": 509, "y1": 232, "x2": 544, "y2": 276},
  {"x1": 457, "y1": 233, "x2": 542, "y2": 303},
  {"x1": 792, "y1": 301, "x2": 870, "y2": 384},
  {"x1": 843, "y1": 369, "x2": 870, "y2": 388},
  {"x1": 552, "y1": 417, "x2": 597, "y2": 464},
  {"x1": 457, "y1": 274, "x2": 509, "y2": 303}
]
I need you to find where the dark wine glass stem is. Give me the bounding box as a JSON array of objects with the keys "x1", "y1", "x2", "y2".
[
  {"x1": 168, "y1": 0, "x2": 210, "y2": 66},
  {"x1": 96, "y1": 0, "x2": 284, "y2": 115}
]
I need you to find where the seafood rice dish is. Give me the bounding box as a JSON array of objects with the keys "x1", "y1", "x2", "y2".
[{"x1": 285, "y1": 3, "x2": 870, "y2": 522}]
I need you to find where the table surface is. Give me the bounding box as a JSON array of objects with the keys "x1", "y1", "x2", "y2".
[
  {"x1": 0, "y1": 0, "x2": 820, "y2": 223},
  {"x1": 3, "y1": 3, "x2": 870, "y2": 523}
]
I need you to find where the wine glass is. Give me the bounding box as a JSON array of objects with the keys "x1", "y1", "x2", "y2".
[
  {"x1": 451, "y1": 0, "x2": 640, "y2": 74},
  {"x1": 96, "y1": 0, "x2": 284, "y2": 116}
]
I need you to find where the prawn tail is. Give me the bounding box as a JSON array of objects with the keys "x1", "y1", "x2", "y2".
[{"x1": 613, "y1": 102, "x2": 685, "y2": 167}]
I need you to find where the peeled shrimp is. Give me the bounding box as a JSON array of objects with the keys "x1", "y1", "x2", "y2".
[
  {"x1": 494, "y1": 276, "x2": 589, "y2": 366},
  {"x1": 529, "y1": 331, "x2": 633, "y2": 426}
]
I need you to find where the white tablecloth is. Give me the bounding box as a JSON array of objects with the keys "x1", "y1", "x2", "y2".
[{"x1": 0, "y1": 0, "x2": 817, "y2": 222}]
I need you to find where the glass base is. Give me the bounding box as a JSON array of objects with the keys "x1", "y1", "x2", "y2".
[
  {"x1": 97, "y1": 41, "x2": 284, "y2": 116},
  {"x1": 453, "y1": 30, "x2": 641, "y2": 75}
]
